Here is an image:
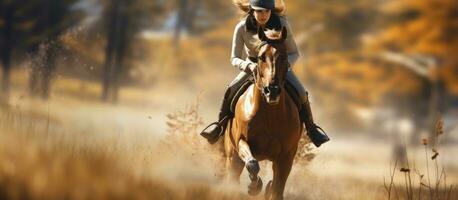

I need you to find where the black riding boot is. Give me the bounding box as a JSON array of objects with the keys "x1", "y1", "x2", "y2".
[
  {"x1": 200, "y1": 87, "x2": 233, "y2": 144},
  {"x1": 300, "y1": 100, "x2": 330, "y2": 147}
]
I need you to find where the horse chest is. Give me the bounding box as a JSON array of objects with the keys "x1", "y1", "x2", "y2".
[
  {"x1": 234, "y1": 86, "x2": 302, "y2": 159},
  {"x1": 245, "y1": 118, "x2": 299, "y2": 159}
]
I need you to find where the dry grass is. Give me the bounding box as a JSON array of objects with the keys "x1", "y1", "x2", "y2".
[
  {"x1": 384, "y1": 115, "x2": 457, "y2": 200},
  {"x1": 0, "y1": 69, "x2": 456, "y2": 200},
  {"x1": 0, "y1": 92, "x2": 386, "y2": 200},
  {"x1": 0, "y1": 102, "x2": 250, "y2": 200}
]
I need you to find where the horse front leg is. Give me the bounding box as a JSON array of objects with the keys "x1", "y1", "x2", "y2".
[
  {"x1": 238, "y1": 139, "x2": 263, "y2": 196},
  {"x1": 267, "y1": 153, "x2": 295, "y2": 200},
  {"x1": 224, "y1": 133, "x2": 244, "y2": 183}
]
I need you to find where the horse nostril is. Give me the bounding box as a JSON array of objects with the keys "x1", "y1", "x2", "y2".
[{"x1": 269, "y1": 85, "x2": 280, "y2": 95}]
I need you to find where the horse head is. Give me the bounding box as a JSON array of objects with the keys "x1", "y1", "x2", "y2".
[{"x1": 255, "y1": 26, "x2": 288, "y2": 105}]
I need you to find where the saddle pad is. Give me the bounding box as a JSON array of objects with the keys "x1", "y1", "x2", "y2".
[{"x1": 230, "y1": 80, "x2": 254, "y2": 113}]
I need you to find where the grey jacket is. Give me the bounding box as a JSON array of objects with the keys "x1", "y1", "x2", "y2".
[{"x1": 230, "y1": 16, "x2": 300, "y2": 72}]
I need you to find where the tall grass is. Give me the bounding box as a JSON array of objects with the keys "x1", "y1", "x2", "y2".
[
  {"x1": 0, "y1": 102, "x2": 251, "y2": 200},
  {"x1": 384, "y1": 115, "x2": 456, "y2": 200}
]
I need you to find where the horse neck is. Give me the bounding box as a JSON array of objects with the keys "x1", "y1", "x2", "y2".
[{"x1": 252, "y1": 81, "x2": 263, "y2": 109}]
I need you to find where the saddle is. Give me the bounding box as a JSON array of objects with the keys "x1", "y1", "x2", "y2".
[{"x1": 229, "y1": 76, "x2": 302, "y2": 113}]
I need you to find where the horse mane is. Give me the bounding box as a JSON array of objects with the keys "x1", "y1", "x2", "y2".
[{"x1": 264, "y1": 28, "x2": 282, "y2": 40}]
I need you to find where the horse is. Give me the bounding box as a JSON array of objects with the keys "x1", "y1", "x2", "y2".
[{"x1": 223, "y1": 26, "x2": 303, "y2": 200}]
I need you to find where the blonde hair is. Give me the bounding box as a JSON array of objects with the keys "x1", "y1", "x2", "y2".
[{"x1": 232, "y1": 0, "x2": 286, "y2": 16}]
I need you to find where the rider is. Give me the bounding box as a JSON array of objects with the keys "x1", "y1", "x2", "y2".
[{"x1": 200, "y1": 0, "x2": 330, "y2": 147}]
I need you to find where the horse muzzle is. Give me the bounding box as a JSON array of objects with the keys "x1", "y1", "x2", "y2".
[{"x1": 263, "y1": 85, "x2": 281, "y2": 105}]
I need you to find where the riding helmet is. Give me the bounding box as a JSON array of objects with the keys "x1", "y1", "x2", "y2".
[{"x1": 249, "y1": 0, "x2": 275, "y2": 10}]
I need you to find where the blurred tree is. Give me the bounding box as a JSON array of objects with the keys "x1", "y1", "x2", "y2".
[
  {"x1": 287, "y1": 0, "x2": 379, "y2": 53},
  {"x1": 0, "y1": 0, "x2": 82, "y2": 100},
  {"x1": 101, "y1": 0, "x2": 125, "y2": 102},
  {"x1": 172, "y1": 0, "x2": 233, "y2": 49},
  {"x1": 0, "y1": 0, "x2": 15, "y2": 100},
  {"x1": 28, "y1": 0, "x2": 83, "y2": 99},
  {"x1": 366, "y1": 0, "x2": 458, "y2": 141},
  {"x1": 173, "y1": 0, "x2": 188, "y2": 48},
  {"x1": 368, "y1": 0, "x2": 458, "y2": 94},
  {"x1": 100, "y1": 0, "x2": 168, "y2": 102}
]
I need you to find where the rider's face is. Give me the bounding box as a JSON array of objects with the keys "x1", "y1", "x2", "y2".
[{"x1": 253, "y1": 9, "x2": 271, "y2": 26}]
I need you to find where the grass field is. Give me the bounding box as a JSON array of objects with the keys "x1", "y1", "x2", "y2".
[{"x1": 0, "y1": 69, "x2": 456, "y2": 199}]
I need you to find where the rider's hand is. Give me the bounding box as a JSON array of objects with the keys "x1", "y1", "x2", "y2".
[{"x1": 247, "y1": 63, "x2": 257, "y2": 73}]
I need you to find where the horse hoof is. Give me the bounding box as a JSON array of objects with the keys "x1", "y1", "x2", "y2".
[
  {"x1": 246, "y1": 159, "x2": 260, "y2": 175},
  {"x1": 248, "y1": 176, "x2": 263, "y2": 196},
  {"x1": 264, "y1": 180, "x2": 272, "y2": 200}
]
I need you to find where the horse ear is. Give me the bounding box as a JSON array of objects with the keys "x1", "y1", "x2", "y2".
[
  {"x1": 280, "y1": 27, "x2": 287, "y2": 42},
  {"x1": 258, "y1": 27, "x2": 268, "y2": 42}
]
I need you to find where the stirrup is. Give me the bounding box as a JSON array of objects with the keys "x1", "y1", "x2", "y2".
[
  {"x1": 307, "y1": 124, "x2": 330, "y2": 147},
  {"x1": 200, "y1": 122, "x2": 222, "y2": 135},
  {"x1": 314, "y1": 124, "x2": 329, "y2": 137},
  {"x1": 200, "y1": 115, "x2": 231, "y2": 138}
]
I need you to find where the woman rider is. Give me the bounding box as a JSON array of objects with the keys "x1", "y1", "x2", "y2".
[{"x1": 200, "y1": 0, "x2": 330, "y2": 147}]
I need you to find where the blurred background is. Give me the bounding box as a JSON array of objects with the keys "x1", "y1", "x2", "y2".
[{"x1": 0, "y1": 0, "x2": 457, "y2": 199}]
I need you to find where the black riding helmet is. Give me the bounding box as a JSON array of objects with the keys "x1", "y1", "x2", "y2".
[{"x1": 249, "y1": 0, "x2": 275, "y2": 10}]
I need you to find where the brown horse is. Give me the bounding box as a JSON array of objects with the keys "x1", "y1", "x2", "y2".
[{"x1": 223, "y1": 27, "x2": 303, "y2": 200}]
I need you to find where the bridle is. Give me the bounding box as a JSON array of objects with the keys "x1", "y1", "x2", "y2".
[{"x1": 253, "y1": 41, "x2": 286, "y2": 94}]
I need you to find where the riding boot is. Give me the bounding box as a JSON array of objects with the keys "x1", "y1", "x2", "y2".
[
  {"x1": 200, "y1": 87, "x2": 233, "y2": 144},
  {"x1": 300, "y1": 99, "x2": 330, "y2": 147}
]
